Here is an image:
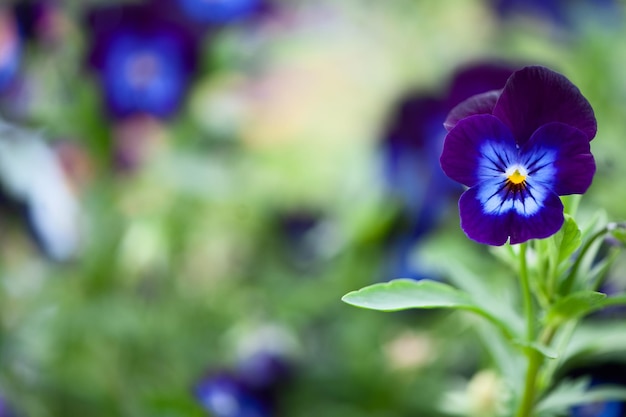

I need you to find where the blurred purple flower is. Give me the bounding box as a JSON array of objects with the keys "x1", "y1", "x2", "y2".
[
  {"x1": 235, "y1": 350, "x2": 292, "y2": 393},
  {"x1": 0, "y1": 8, "x2": 21, "y2": 93},
  {"x1": 14, "y1": 0, "x2": 68, "y2": 46},
  {"x1": 441, "y1": 66, "x2": 596, "y2": 246},
  {"x1": 567, "y1": 362, "x2": 626, "y2": 417},
  {"x1": 492, "y1": 0, "x2": 623, "y2": 29},
  {"x1": 86, "y1": 4, "x2": 198, "y2": 119},
  {"x1": 194, "y1": 372, "x2": 272, "y2": 417},
  {"x1": 176, "y1": 0, "x2": 266, "y2": 24},
  {"x1": 379, "y1": 62, "x2": 514, "y2": 278}
]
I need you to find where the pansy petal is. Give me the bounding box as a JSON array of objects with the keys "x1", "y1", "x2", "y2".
[
  {"x1": 443, "y1": 90, "x2": 501, "y2": 131},
  {"x1": 459, "y1": 179, "x2": 564, "y2": 245},
  {"x1": 522, "y1": 122, "x2": 596, "y2": 195},
  {"x1": 440, "y1": 114, "x2": 516, "y2": 187},
  {"x1": 507, "y1": 186, "x2": 564, "y2": 244},
  {"x1": 493, "y1": 66, "x2": 597, "y2": 145},
  {"x1": 459, "y1": 185, "x2": 511, "y2": 246}
]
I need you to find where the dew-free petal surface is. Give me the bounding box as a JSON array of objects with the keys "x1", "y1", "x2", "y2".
[{"x1": 493, "y1": 66, "x2": 597, "y2": 145}]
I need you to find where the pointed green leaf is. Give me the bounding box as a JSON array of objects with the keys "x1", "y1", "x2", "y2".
[
  {"x1": 514, "y1": 340, "x2": 558, "y2": 359},
  {"x1": 600, "y1": 294, "x2": 626, "y2": 308},
  {"x1": 555, "y1": 214, "x2": 582, "y2": 264},
  {"x1": 342, "y1": 279, "x2": 474, "y2": 311},
  {"x1": 609, "y1": 222, "x2": 626, "y2": 244},
  {"x1": 545, "y1": 291, "x2": 607, "y2": 326},
  {"x1": 342, "y1": 279, "x2": 518, "y2": 340}
]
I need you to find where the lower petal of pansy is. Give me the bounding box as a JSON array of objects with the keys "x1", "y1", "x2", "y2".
[
  {"x1": 507, "y1": 186, "x2": 564, "y2": 244},
  {"x1": 459, "y1": 185, "x2": 511, "y2": 246},
  {"x1": 459, "y1": 180, "x2": 564, "y2": 245}
]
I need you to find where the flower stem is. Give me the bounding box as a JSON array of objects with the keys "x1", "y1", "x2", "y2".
[{"x1": 515, "y1": 242, "x2": 541, "y2": 417}]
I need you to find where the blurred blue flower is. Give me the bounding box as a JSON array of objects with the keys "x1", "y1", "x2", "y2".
[
  {"x1": 194, "y1": 372, "x2": 272, "y2": 417},
  {"x1": 379, "y1": 62, "x2": 514, "y2": 278},
  {"x1": 177, "y1": 0, "x2": 264, "y2": 24},
  {"x1": 236, "y1": 350, "x2": 292, "y2": 393},
  {"x1": 87, "y1": 4, "x2": 198, "y2": 119},
  {"x1": 567, "y1": 362, "x2": 626, "y2": 417},
  {"x1": 0, "y1": 393, "x2": 16, "y2": 417},
  {"x1": 0, "y1": 8, "x2": 21, "y2": 93},
  {"x1": 492, "y1": 0, "x2": 623, "y2": 29}
]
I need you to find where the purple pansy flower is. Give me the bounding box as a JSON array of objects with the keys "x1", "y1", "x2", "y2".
[
  {"x1": 194, "y1": 372, "x2": 272, "y2": 417},
  {"x1": 567, "y1": 362, "x2": 626, "y2": 417},
  {"x1": 381, "y1": 62, "x2": 515, "y2": 278},
  {"x1": 177, "y1": 0, "x2": 264, "y2": 24},
  {"x1": 86, "y1": 4, "x2": 198, "y2": 119},
  {"x1": 492, "y1": 0, "x2": 622, "y2": 29},
  {"x1": 440, "y1": 66, "x2": 596, "y2": 246},
  {"x1": 0, "y1": 8, "x2": 21, "y2": 93}
]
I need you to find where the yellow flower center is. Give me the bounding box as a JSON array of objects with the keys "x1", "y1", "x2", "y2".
[{"x1": 508, "y1": 169, "x2": 526, "y2": 185}]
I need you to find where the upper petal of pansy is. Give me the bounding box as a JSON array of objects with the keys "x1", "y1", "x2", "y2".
[
  {"x1": 521, "y1": 122, "x2": 596, "y2": 195},
  {"x1": 440, "y1": 114, "x2": 517, "y2": 187},
  {"x1": 492, "y1": 66, "x2": 597, "y2": 145},
  {"x1": 443, "y1": 90, "x2": 501, "y2": 131}
]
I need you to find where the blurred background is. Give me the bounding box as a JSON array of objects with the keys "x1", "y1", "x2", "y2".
[{"x1": 0, "y1": 0, "x2": 626, "y2": 416}]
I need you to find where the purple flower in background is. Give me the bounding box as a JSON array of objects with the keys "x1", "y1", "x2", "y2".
[
  {"x1": 567, "y1": 362, "x2": 626, "y2": 417},
  {"x1": 86, "y1": 4, "x2": 198, "y2": 119},
  {"x1": 194, "y1": 372, "x2": 272, "y2": 417},
  {"x1": 177, "y1": 0, "x2": 265, "y2": 24},
  {"x1": 0, "y1": 8, "x2": 21, "y2": 93},
  {"x1": 380, "y1": 62, "x2": 514, "y2": 278},
  {"x1": 14, "y1": 0, "x2": 68, "y2": 46},
  {"x1": 440, "y1": 66, "x2": 596, "y2": 246},
  {"x1": 492, "y1": 0, "x2": 623, "y2": 29}
]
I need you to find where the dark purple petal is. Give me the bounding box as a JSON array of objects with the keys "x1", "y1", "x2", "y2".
[
  {"x1": 521, "y1": 122, "x2": 595, "y2": 195},
  {"x1": 443, "y1": 90, "x2": 501, "y2": 131},
  {"x1": 445, "y1": 62, "x2": 515, "y2": 108},
  {"x1": 507, "y1": 187, "x2": 564, "y2": 244},
  {"x1": 458, "y1": 187, "x2": 510, "y2": 246},
  {"x1": 459, "y1": 181, "x2": 564, "y2": 245},
  {"x1": 440, "y1": 114, "x2": 516, "y2": 187},
  {"x1": 492, "y1": 66, "x2": 597, "y2": 145}
]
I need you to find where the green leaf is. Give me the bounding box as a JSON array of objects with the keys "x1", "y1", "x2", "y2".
[
  {"x1": 342, "y1": 279, "x2": 519, "y2": 340},
  {"x1": 514, "y1": 340, "x2": 558, "y2": 359},
  {"x1": 555, "y1": 214, "x2": 582, "y2": 264},
  {"x1": 564, "y1": 322, "x2": 626, "y2": 361},
  {"x1": 544, "y1": 291, "x2": 607, "y2": 326},
  {"x1": 600, "y1": 294, "x2": 626, "y2": 308},
  {"x1": 537, "y1": 378, "x2": 626, "y2": 416},
  {"x1": 609, "y1": 222, "x2": 626, "y2": 244},
  {"x1": 342, "y1": 279, "x2": 474, "y2": 311}
]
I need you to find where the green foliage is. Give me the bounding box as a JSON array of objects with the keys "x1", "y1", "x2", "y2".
[
  {"x1": 342, "y1": 279, "x2": 520, "y2": 340},
  {"x1": 544, "y1": 291, "x2": 607, "y2": 326},
  {"x1": 554, "y1": 215, "x2": 583, "y2": 265}
]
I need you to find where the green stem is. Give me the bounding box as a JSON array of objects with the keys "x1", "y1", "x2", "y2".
[
  {"x1": 516, "y1": 242, "x2": 546, "y2": 417},
  {"x1": 519, "y1": 243, "x2": 534, "y2": 341},
  {"x1": 516, "y1": 349, "x2": 542, "y2": 417}
]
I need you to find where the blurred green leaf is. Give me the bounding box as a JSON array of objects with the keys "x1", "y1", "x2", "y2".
[
  {"x1": 537, "y1": 378, "x2": 626, "y2": 416},
  {"x1": 514, "y1": 340, "x2": 558, "y2": 359},
  {"x1": 342, "y1": 279, "x2": 472, "y2": 311},
  {"x1": 555, "y1": 215, "x2": 582, "y2": 264},
  {"x1": 544, "y1": 291, "x2": 607, "y2": 326},
  {"x1": 342, "y1": 279, "x2": 519, "y2": 339},
  {"x1": 609, "y1": 222, "x2": 626, "y2": 244}
]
